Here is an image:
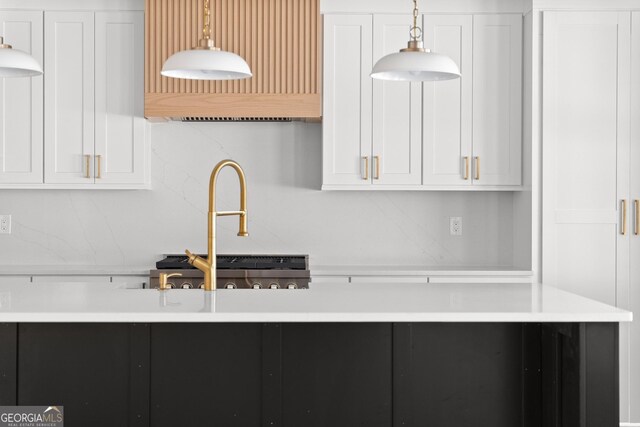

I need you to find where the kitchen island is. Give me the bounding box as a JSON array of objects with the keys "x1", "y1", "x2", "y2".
[{"x1": 0, "y1": 282, "x2": 631, "y2": 427}]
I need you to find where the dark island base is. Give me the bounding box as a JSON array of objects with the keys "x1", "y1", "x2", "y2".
[{"x1": 0, "y1": 322, "x2": 618, "y2": 427}]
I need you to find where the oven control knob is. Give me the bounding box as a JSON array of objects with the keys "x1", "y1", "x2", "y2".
[
  {"x1": 269, "y1": 283, "x2": 280, "y2": 289},
  {"x1": 181, "y1": 283, "x2": 193, "y2": 289},
  {"x1": 225, "y1": 283, "x2": 237, "y2": 289},
  {"x1": 252, "y1": 283, "x2": 262, "y2": 289},
  {"x1": 287, "y1": 283, "x2": 298, "y2": 289},
  {"x1": 199, "y1": 283, "x2": 205, "y2": 289}
]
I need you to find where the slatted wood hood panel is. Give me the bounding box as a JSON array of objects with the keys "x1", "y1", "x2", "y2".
[{"x1": 145, "y1": 0, "x2": 321, "y2": 119}]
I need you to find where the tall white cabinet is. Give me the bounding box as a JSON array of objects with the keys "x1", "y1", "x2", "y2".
[
  {"x1": 542, "y1": 10, "x2": 638, "y2": 423},
  {"x1": 630, "y1": 11, "x2": 640, "y2": 425},
  {"x1": 0, "y1": 11, "x2": 43, "y2": 184}
]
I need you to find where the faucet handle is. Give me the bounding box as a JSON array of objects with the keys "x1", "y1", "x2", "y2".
[
  {"x1": 185, "y1": 249, "x2": 210, "y2": 272},
  {"x1": 159, "y1": 272, "x2": 182, "y2": 290}
]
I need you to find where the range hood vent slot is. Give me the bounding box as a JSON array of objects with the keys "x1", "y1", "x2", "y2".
[{"x1": 181, "y1": 117, "x2": 293, "y2": 123}]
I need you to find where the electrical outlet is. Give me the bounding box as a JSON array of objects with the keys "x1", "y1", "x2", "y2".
[
  {"x1": 449, "y1": 216, "x2": 462, "y2": 236},
  {"x1": 0, "y1": 215, "x2": 11, "y2": 234}
]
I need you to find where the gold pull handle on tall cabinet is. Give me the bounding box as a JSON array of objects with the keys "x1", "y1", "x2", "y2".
[
  {"x1": 374, "y1": 156, "x2": 380, "y2": 180},
  {"x1": 474, "y1": 157, "x2": 480, "y2": 180},
  {"x1": 463, "y1": 157, "x2": 469, "y2": 180},
  {"x1": 84, "y1": 155, "x2": 91, "y2": 179},
  {"x1": 96, "y1": 155, "x2": 102, "y2": 179},
  {"x1": 622, "y1": 199, "x2": 628, "y2": 235},
  {"x1": 635, "y1": 200, "x2": 639, "y2": 236},
  {"x1": 362, "y1": 156, "x2": 369, "y2": 180}
]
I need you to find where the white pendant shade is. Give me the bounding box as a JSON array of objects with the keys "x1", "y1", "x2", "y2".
[
  {"x1": 0, "y1": 40, "x2": 42, "y2": 78},
  {"x1": 161, "y1": 49, "x2": 252, "y2": 80},
  {"x1": 371, "y1": 50, "x2": 460, "y2": 82}
]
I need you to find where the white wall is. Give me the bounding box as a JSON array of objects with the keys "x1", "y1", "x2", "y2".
[{"x1": 0, "y1": 121, "x2": 515, "y2": 267}]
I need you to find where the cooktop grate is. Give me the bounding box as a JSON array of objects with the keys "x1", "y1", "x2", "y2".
[{"x1": 156, "y1": 254, "x2": 308, "y2": 270}]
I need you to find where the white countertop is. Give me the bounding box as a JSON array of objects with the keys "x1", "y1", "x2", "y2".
[{"x1": 0, "y1": 282, "x2": 630, "y2": 323}]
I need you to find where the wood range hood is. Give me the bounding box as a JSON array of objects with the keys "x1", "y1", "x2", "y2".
[{"x1": 145, "y1": 0, "x2": 321, "y2": 120}]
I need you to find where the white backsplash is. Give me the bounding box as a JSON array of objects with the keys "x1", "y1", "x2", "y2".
[{"x1": 0, "y1": 121, "x2": 514, "y2": 267}]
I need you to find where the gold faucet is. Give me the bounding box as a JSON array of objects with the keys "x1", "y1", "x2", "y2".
[{"x1": 186, "y1": 159, "x2": 248, "y2": 291}]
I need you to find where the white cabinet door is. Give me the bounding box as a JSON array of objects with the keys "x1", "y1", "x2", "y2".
[
  {"x1": 422, "y1": 15, "x2": 472, "y2": 186},
  {"x1": 472, "y1": 15, "x2": 522, "y2": 186},
  {"x1": 44, "y1": 11, "x2": 94, "y2": 184},
  {"x1": 542, "y1": 11, "x2": 630, "y2": 307},
  {"x1": 0, "y1": 11, "x2": 43, "y2": 184},
  {"x1": 95, "y1": 12, "x2": 146, "y2": 185},
  {"x1": 628, "y1": 11, "x2": 640, "y2": 423},
  {"x1": 323, "y1": 15, "x2": 372, "y2": 186},
  {"x1": 372, "y1": 15, "x2": 421, "y2": 186}
]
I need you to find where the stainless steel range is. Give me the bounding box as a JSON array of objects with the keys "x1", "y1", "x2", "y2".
[{"x1": 150, "y1": 254, "x2": 310, "y2": 289}]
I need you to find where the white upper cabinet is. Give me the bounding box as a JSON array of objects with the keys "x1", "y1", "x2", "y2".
[
  {"x1": 472, "y1": 15, "x2": 522, "y2": 186},
  {"x1": 322, "y1": 14, "x2": 372, "y2": 187},
  {"x1": 322, "y1": 13, "x2": 523, "y2": 190},
  {"x1": 94, "y1": 11, "x2": 146, "y2": 185},
  {"x1": 372, "y1": 15, "x2": 421, "y2": 185},
  {"x1": 422, "y1": 15, "x2": 472, "y2": 186},
  {"x1": 0, "y1": 6, "x2": 147, "y2": 189},
  {"x1": 45, "y1": 10, "x2": 146, "y2": 187},
  {"x1": 44, "y1": 11, "x2": 95, "y2": 184},
  {"x1": 0, "y1": 11, "x2": 43, "y2": 184}
]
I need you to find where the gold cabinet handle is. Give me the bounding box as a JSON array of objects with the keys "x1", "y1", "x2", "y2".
[
  {"x1": 84, "y1": 154, "x2": 91, "y2": 179},
  {"x1": 159, "y1": 272, "x2": 182, "y2": 290},
  {"x1": 474, "y1": 156, "x2": 480, "y2": 180},
  {"x1": 635, "y1": 200, "x2": 639, "y2": 236},
  {"x1": 374, "y1": 155, "x2": 380, "y2": 180},
  {"x1": 96, "y1": 155, "x2": 102, "y2": 179},
  {"x1": 362, "y1": 156, "x2": 369, "y2": 180},
  {"x1": 622, "y1": 199, "x2": 628, "y2": 235},
  {"x1": 463, "y1": 156, "x2": 470, "y2": 180}
]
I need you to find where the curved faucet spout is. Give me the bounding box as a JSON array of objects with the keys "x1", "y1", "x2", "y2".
[
  {"x1": 186, "y1": 159, "x2": 249, "y2": 291},
  {"x1": 209, "y1": 159, "x2": 248, "y2": 237}
]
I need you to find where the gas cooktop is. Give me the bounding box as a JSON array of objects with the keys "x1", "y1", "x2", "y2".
[
  {"x1": 150, "y1": 254, "x2": 310, "y2": 289},
  {"x1": 156, "y1": 254, "x2": 308, "y2": 270}
]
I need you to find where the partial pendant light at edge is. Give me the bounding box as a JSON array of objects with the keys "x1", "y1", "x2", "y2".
[
  {"x1": 371, "y1": 0, "x2": 460, "y2": 82},
  {"x1": 0, "y1": 36, "x2": 43, "y2": 78},
  {"x1": 161, "y1": 0, "x2": 252, "y2": 81}
]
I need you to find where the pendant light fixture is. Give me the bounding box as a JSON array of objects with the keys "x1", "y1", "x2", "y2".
[
  {"x1": 0, "y1": 36, "x2": 42, "y2": 78},
  {"x1": 161, "y1": 0, "x2": 252, "y2": 80},
  {"x1": 371, "y1": 0, "x2": 460, "y2": 82}
]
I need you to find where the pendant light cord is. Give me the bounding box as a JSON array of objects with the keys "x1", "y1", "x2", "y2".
[
  {"x1": 202, "y1": 0, "x2": 211, "y2": 41},
  {"x1": 410, "y1": 0, "x2": 422, "y2": 42}
]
